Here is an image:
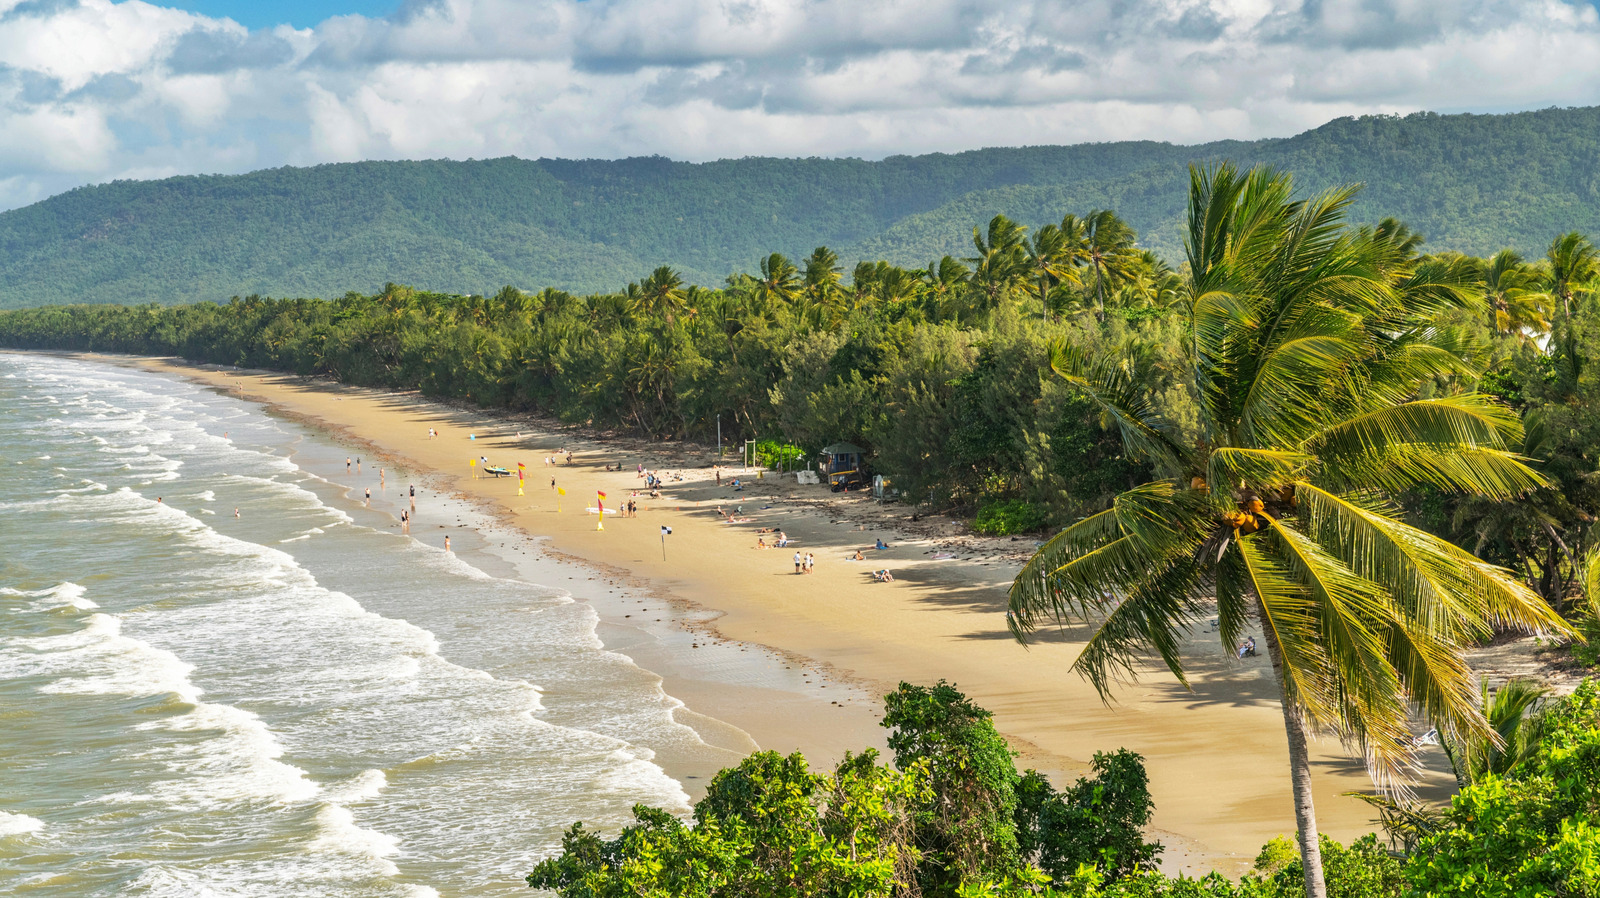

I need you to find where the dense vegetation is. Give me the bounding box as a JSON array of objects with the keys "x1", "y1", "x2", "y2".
[
  {"x1": 6, "y1": 157, "x2": 1600, "y2": 894},
  {"x1": 7, "y1": 106, "x2": 1600, "y2": 307},
  {"x1": 1005, "y1": 164, "x2": 1575, "y2": 898},
  {"x1": 523, "y1": 679, "x2": 1600, "y2": 897}
]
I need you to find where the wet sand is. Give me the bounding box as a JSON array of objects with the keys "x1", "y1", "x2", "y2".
[{"x1": 122, "y1": 356, "x2": 1456, "y2": 875}]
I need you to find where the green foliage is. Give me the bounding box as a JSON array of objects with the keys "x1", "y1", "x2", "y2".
[
  {"x1": 1014, "y1": 750, "x2": 1162, "y2": 882},
  {"x1": 528, "y1": 682, "x2": 1178, "y2": 898},
  {"x1": 1243, "y1": 834, "x2": 1405, "y2": 898},
  {"x1": 753, "y1": 440, "x2": 806, "y2": 469},
  {"x1": 883, "y1": 681, "x2": 1022, "y2": 895},
  {"x1": 10, "y1": 108, "x2": 1600, "y2": 309},
  {"x1": 527, "y1": 749, "x2": 926, "y2": 898},
  {"x1": 1406, "y1": 680, "x2": 1600, "y2": 898},
  {"x1": 973, "y1": 500, "x2": 1049, "y2": 535},
  {"x1": 1576, "y1": 615, "x2": 1600, "y2": 668}
]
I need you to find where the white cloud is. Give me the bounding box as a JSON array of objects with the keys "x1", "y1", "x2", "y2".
[{"x1": 0, "y1": 0, "x2": 1597, "y2": 208}]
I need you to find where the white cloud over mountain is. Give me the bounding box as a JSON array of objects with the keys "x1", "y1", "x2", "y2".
[{"x1": 0, "y1": 0, "x2": 1596, "y2": 209}]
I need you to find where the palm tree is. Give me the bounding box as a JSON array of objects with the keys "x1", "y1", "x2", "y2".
[
  {"x1": 919, "y1": 256, "x2": 969, "y2": 321},
  {"x1": 1478, "y1": 250, "x2": 1553, "y2": 344},
  {"x1": 967, "y1": 214, "x2": 1028, "y2": 312},
  {"x1": 803, "y1": 246, "x2": 843, "y2": 306},
  {"x1": 1546, "y1": 232, "x2": 1599, "y2": 319},
  {"x1": 1442, "y1": 678, "x2": 1550, "y2": 787},
  {"x1": 1008, "y1": 163, "x2": 1567, "y2": 898},
  {"x1": 1025, "y1": 224, "x2": 1079, "y2": 321},
  {"x1": 1082, "y1": 210, "x2": 1138, "y2": 322},
  {"x1": 756, "y1": 253, "x2": 801, "y2": 308},
  {"x1": 634, "y1": 266, "x2": 687, "y2": 325}
]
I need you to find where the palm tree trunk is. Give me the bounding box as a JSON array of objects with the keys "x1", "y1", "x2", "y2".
[
  {"x1": 1094, "y1": 260, "x2": 1106, "y2": 323},
  {"x1": 1258, "y1": 601, "x2": 1328, "y2": 898}
]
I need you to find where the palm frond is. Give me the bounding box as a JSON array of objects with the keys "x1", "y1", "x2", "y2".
[
  {"x1": 1009, "y1": 506, "x2": 1124, "y2": 638},
  {"x1": 1582, "y1": 548, "x2": 1600, "y2": 619},
  {"x1": 1296, "y1": 483, "x2": 1566, "y2": 639},
  {"x1": 1235, "y1": 533, "x2": 1331, "y2": 719},
  {"x1": 1237, "y1": 331, "x2": 1369, "y2": 447},
  {"x1": 1307, "y1": 394, "x2": 1525, "y2": 462},
  {"x1": 1010, "y1": 482, "x2": 1208, "y2": 637},
  {"x1": 1049, "y1": 339, "x2": 1185, "y2": 470},
  {"x1": 1319, "y1": 443, "x2": 1543, "y2": 500},
  {"x1": 1070, "y1": 555, "x2": 1208, "y2": 698},
  {"x1": 1207, "y1": 447, "x2": 1311, "y2": 492},
  {"x1": 1264, "y1": 514, "x2": 1414, "y2": 785}
]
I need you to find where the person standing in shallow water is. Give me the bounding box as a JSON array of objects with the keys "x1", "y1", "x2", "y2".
[
  {"x1": 364, "y1": 487, "x2": 371, "y2": 506},
  {"x1": 444, "y1": 536, "x2": 451, "y2": 553}
]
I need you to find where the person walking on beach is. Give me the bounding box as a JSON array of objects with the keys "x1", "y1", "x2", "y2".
[
  {"x1": 804, "y1": 552, "x2": 814, "y2": 574},
  {"x1": 380, "y1": 468, "x2": 385, "y2": 488},
  {"x1": 401, "y1": 509, "x2": 409, "y2": 533},
  {"x1": 357, "y1": 458, "x2": 362, "y2": 473},
  {"x1": 409, "y1": 484, "x2": 416, "y2": 508},
  {"x1": 794, "y1": 551, "x2": 802, "y2": 574},
  {"x1": 346, "y1": 457, "x2": 351, "y2": 474},
  {"x1": 364, "y1": 487, "x2": 371, "y2": 506}
]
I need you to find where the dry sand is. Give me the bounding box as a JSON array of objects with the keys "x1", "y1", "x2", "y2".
[{"x1": 124, "y1": 356, "x2": 1467, "y2": 876}]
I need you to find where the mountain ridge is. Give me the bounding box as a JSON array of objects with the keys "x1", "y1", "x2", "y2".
[{"x1": 3, "y1": 105, "x2": 1598, "y2": 308}]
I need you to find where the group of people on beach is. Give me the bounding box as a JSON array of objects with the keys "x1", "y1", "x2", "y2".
[{"x1": 793, "y1": 551, "x2": 815, "y2": 574}]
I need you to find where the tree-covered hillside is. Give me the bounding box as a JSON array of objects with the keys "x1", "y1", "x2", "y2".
[{"x1": 3, "y1": 105, "x2": 1600, "y2": 307}]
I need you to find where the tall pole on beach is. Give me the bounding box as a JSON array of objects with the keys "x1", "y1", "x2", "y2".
[
  {"x1": 660, "y1": 525, "x2": 671, "y2": 560},
  {"x1": 717, "y1": 415, "x2": 722, "y2": 460}
]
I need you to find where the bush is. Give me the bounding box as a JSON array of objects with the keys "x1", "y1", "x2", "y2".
[
  {"x1": 1574, "y1": 614, "x2": 1600, "y2": 668},
  {"x1": 1405, "y1": 680, "x2": 1600, "y2": 898},
  {"x1": 974, "y1": 499, "x2": 1049, "y2": 535},
  {"x1": 1244, "y1": 833, "x2": 1404, "y2": 898},
  {"x1": 753, "y1": 439, "x2": 806, "y2": 470}
]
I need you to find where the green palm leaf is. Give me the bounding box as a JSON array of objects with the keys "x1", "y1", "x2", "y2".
[{"x1": 1016, "y1": 161, "x2": 1573, "y2": 897}]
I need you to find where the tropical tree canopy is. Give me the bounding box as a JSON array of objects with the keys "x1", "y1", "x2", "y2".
[{"x1": 1008, "y1": 162, "x2": 1569, "y2": 897}]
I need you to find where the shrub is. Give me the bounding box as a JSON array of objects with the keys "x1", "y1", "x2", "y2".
[
  {"x1": 1243, "y1": 833, "x2": 1404, "y2": 898},
  {"x1": 1574, "y1": 614, "x2": 1600, "y2": 668},
  {"x1": 753, "y1": 439, "x2": 806, "y2": 470},
  {"x1": 973, "y1": 499, "x2": 1049, "y2": 535},
  {"x1": 1404, "y1": 680, "x2": 1600, "y2": 898}
]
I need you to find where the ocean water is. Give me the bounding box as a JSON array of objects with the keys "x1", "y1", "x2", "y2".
[{"x1": 0, "y1": 354, "x2": 708, "y2": 896}]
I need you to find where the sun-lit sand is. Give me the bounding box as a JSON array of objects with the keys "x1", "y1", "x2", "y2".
[{"x1": 129, "y1": 356, "x2": 1458, "y2": 875}]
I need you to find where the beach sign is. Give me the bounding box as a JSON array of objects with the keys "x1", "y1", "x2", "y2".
[
  {"x1": 660, "y1": 525, "x2": 672, "y2": 560},
  {"x1": 517, "y1": 462, "x2": 525, "y2": 495}
]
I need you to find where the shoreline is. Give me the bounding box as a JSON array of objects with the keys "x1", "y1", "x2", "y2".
[{"x1": 90, "y1": 353, "x2": 1459, "y2": 875}]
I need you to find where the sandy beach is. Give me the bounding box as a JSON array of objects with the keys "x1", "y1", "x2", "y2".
[{"x1": 117, "y1": 355, "x2": 1463, "y2": 876}]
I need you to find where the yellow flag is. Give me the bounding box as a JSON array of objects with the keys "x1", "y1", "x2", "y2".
[
  {"x1": 469, "y1": 459, "x2": 476, "y2": 466},
  {"x1": 558, "y1": 487, "x2": 566, "y2": 496}
]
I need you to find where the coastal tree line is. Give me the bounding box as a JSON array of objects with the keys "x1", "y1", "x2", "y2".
[
  {"x1": 4, "y1": 162, "x2": 1600, "y2": 896},
  {"x1": 8, "y1": 184, "x2": 1600, "y2": 610}
]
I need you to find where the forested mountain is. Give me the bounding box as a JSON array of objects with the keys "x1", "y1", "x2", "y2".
[{"x1": 3, "y1": 105, "x2": 1600, "y2": 307}]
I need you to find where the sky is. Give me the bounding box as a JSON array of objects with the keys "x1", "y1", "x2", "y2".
[{"x1": 0, "y1": 0, "x2": 1598, "y2": 211}]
